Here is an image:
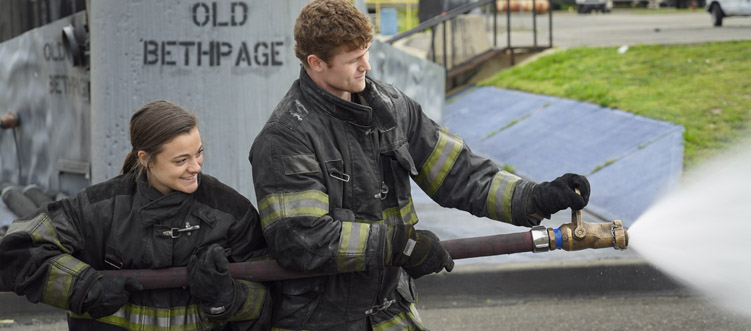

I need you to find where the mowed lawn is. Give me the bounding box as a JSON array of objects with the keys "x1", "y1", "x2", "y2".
[{"x1": 480, "y1": 41, "x2": 751, "y2": 168}]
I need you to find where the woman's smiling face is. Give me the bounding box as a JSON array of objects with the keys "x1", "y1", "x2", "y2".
[{"x1": 141, "y1": 127, "x2": 203, "y2": 195}]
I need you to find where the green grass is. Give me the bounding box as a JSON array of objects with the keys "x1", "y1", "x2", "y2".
[
  {"x1": 480, "y1": 41, "x2": 751, "y2": 169},
  {"x1": 628, "y1": 8, "x2": 701, "y2": 14},
  {"x1": 503, "y1": 164, "x2": 517, "y2": 173},
  {"x1": 396, "y1": 7, "x2": 419, "y2": 32}
]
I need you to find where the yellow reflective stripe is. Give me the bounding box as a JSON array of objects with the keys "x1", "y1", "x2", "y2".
[
  {"x1": 373, "y1": 312, "x2": 408, "y2": 331},
  {"x1": 43, "y1": 255, "x2": 89, "y2": 309},
  {"x1": 70, "y1": 303, "x2": 208, "y2": 330},
  {"x1": 373, "y1": 303, "x2": 426, "y2": 331},
  {"x1": 400, "y1": 198, "x2": 418, "y2": 225},
  {"x1": 6, "y1": 213, "x2": 71, "y2": 254},
  {"x1": 229, "y1": 280, "x2": 266, "y2": 321},
  {"x1": 407, "y1": 303, "x2": 426, "y2": 330},
  {"x1": 382, "y1": 198, "x2": 418, "y2": 226},
  {"x1": 382, "y1": 206, "x2": 401, "y2": 225},
  {"x1": 486, "y1": 171, "x2": 520, "y2": 223},
  {"x1": 258, "y1": 190, "x2": 329, "y2": 229},
  {"x1": 336, "y1": 222, "x2": 370, "y2": 272},
  {"x1": 416, "y1": 128, "x2": 464, "y2": 196}
]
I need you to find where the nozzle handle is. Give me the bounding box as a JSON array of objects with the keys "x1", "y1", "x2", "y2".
[{"x1": 573, "y1": 188, "x2": 586, "y2": 239}]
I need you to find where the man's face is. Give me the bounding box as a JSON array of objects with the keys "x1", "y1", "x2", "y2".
[{"x1": 316, "y1": 44, "x2": 371, "y2": 100}]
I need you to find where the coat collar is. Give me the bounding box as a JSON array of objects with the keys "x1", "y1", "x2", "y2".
[
  {"x1": 136, "y1": 173, "x2": 197, "y2": 227},
  {"x1": 299, "y1": 67, "x2": 397, "y2": 132}
]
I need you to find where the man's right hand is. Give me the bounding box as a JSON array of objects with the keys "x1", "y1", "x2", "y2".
[
  {"x1": 531, "y1": 173, "x2": 590, "y2": 218},
  {"x1": 391, "y1": 225, "x2": 454, "y2": 279}
]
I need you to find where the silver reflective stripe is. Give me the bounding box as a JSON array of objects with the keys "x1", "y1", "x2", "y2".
[
  {"x1": 258, "y1": 190, "x2": 329, "y2": 229},
  {"x1": 416, "y1": 128, "x2": 464, "y2": 196},
  {"x1": 74, "y1": 303, "x2": 207, "y2": 330},
  {"x1": 399, "y1": 198, "x2": 418, "y2": 225},
  {"x1": 382, "y1": 198, "x2": 418, "y2": 226},
  {"x1": 337, "y1": 222, "x2": 370, "y2": 272},
  {"x1": 487, "y1": 171, "x2": 520, "y2": 223}
]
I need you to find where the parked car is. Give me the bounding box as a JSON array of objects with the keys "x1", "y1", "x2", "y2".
[
  {"x1": 707, "y1": 0, "x2": 751, "y2": 26},
  {"x1": 576, "y1": 0, "x2": 613, "y2": 13}
]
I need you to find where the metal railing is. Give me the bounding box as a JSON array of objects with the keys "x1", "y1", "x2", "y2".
[{"x1": 385, "y1": 0, "x2": 553, "y2": 76}]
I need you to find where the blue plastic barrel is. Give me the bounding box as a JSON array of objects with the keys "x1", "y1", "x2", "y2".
[{"x1": 380, "y1": 8, "x2": 398, "y2": 36}]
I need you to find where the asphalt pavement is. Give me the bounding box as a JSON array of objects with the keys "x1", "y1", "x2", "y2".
[{"x1": 399, "y1": 9, "x2": 751, "y2": 50}]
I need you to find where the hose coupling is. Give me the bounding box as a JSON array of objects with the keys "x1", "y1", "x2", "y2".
[{"x1": 530, "y1": 226, "x2": 550, "y2": 253}]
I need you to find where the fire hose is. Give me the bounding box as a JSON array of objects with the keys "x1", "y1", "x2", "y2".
[{"x1": 0, "y1": 210, "x2": 628, "y2": 291}]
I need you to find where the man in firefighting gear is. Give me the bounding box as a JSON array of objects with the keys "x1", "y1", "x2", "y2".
[
  {"x1": 248, "y1": 0, "x2": 590, "y2": 330},
  {"x1": 0, "y1": 101, "x2": 270, "y2": 330}
]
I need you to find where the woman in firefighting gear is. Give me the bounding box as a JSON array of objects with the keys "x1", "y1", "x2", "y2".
[
  {"x1": 0, "y1": 101, "x2": 270, "y2": 330},
  {"x1": 248, "y1": 0, "x2": 590, "y2": 330}
]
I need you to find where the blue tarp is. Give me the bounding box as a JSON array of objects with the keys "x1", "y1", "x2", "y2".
[{"x1": 440, "y1": 86, "x2": 684, "y2": 226}]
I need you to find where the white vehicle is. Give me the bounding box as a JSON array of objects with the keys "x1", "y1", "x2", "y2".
[{"x1": 707, "y1": 0, "x2": 751, "y2": 26}]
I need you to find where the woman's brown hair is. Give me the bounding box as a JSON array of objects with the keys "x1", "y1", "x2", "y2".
[{"x1": 121, "y1": 100, "x2": 197, "y2": 177}]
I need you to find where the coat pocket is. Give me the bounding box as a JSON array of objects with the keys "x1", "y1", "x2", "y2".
[
  {"x1": 282, "y1": 153, "x2": 321, "y2": 175},
  {"x1": 396, "y1": 268, "x2": 417, "y2": 303},
  {"x1": 278, "y1": 276, "x2": 325, "y2": 326}
]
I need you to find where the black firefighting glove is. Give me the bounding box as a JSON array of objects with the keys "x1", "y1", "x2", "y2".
[
  {"x1": 530, "y1": 173, "x2": 590, "y2": 219},
  {"x1": 188, "y1": 243, "x2": 236, "y2": 316},
  {"x1": 391, "y1": 224, "x2": 454, "y2": 279},
  {"x1": 81, "y1": 276, "x2": 143, "y2": 319}
]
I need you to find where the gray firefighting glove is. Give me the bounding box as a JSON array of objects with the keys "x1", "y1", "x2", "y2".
[
  {"x1": 391, "y1": 224, "x2": 454, "y2": 279},
  {"x1": 188, "y1": 243, "x2": 237, "y2": 317},
  {"x1": 530, "y1": 173, "x2": 590, "y2": 219},
  {"x1": 81, "y1": 276, "x2": 143, "y2": 319}
]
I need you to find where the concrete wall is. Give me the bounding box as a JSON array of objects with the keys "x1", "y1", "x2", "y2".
[
  {"x1": 1, "y1": 1, "x2": 445, "y2": 208},
  {"x1": 369, "y1": 39, "x2": 445, "y2": 124},
  {"x1": 90, "y1": 0, "x2": 309, "y2": 200}
]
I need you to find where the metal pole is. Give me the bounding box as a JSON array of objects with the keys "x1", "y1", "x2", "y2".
[
  {"x1": 493, "y1": 1, "x2": 497, "y2": 47},
  {"x1": 533, "y1": 0, "x2": 538, "y2": 48},
  {"x1": 431, "y1": 28, "x2": 436, "y2": 63},
  {"x1": 506, "y1": 0, "x2": 511, "y2": 49},
  {"x1": 442, "y1": 21, "x2": 447, "y2": 72},
  {"x1": 450, "y1": 17, "x2": 455, "y2": 68},
  {"x1": 549, "y1": 1, "x2": 553, "y2": 47},
  {"x1": 507, "y1": 0, "x2": 514, "y2": 65}
]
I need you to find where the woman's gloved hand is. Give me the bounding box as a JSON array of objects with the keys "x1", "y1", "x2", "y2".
[
  {"x1": 531, "y1": 173, "x2": 590, "y2": 218},
  {"x1": 188, "y1": 243, "x2": 235, "y2": 316},
  {"x1": 82, "y1": 276, "x2": 143, "y2": 319},
  {"x1": 391, "y1": 225, "x2": 454, "y2": 279}
]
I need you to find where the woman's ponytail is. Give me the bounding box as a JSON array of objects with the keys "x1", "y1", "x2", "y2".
[{"x1": 120, "y1": 151, "x2": 139, "y2": 175}]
